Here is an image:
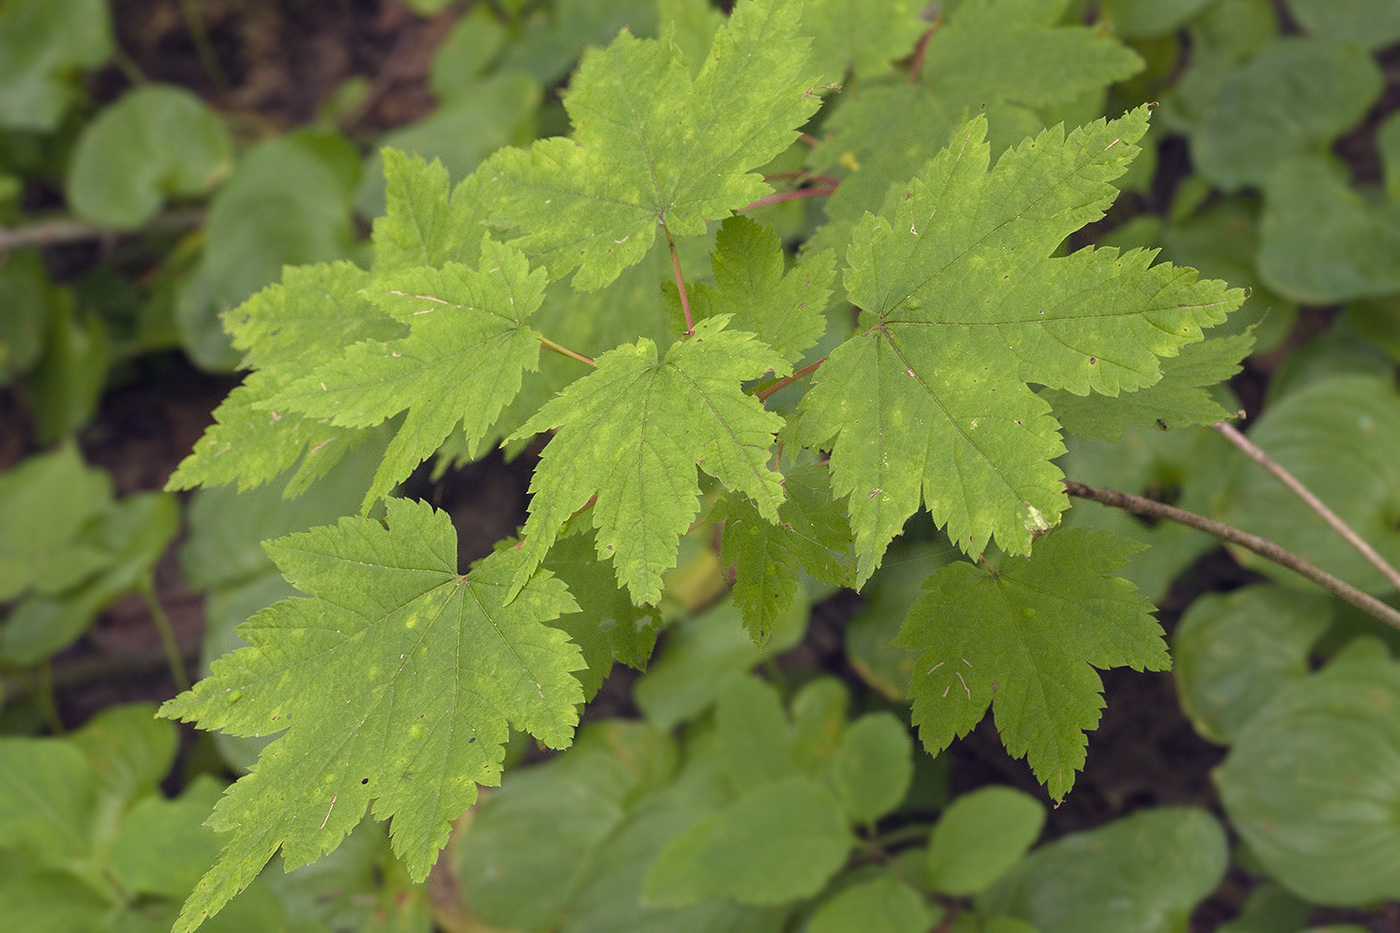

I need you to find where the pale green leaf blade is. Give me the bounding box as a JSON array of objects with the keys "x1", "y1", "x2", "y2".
[
  {"x1": 267, "y1": 239, "x2": 547, "y2": 510},
  {"x1": 829, "y1": 712, "x2": 913, "y2": 824},
  {"x1": 802, "y1": 108, "x2": 1241, "y2": 577},
  {"x1": 485, "y1": 0, "x2": 824, "y2": 289},
  {"x1": 166, "y1": 262, "x2": 403, "y2": 496},
  {"x1": 896, "y1": 528, "x2": 1168, "y2": 800},
  {"x1": 372, "y1": 150, "x2": 491, "y2": 274},
  {"x1": 1042, "y1": 330, "x2": 1254, "y2": 441},
  {"x1": 510, "y1": 316, "x2": 789, "y2": 604},
  {"x1": 926, "y1": 786, "x2": 1045, "y2": 896},
  {"x1": 1287, "y1": 0, "x2": 1400, "y2": 49},
  {"x1": 66, "y1": 85, "x2": 232, "y2": 229},
  {"x1": 643, "y1": 775, "x2": 852, "y2": 907},
  {"x1": 809, "y1": 876, "x2": 936, "y2": 933},
  {"x1": 802, "y1": 0, "x2": 925, "y2": 78},
  {"x1": 0, "y1": 0, "x2": 112, "y2": 131},
  {"x1": 158, "y1": 498, "x2": 584, "y2": 931},
  {"x1": 698, "y1": 215, "x2": 834, "y2": 365},
  {"x1": 981, "y1": 807, "x2": 1228, "y2": 932}
]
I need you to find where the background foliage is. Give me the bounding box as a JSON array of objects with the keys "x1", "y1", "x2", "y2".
[{"x1": 2, "y1": 0, "x2": 1400, "y2": 931}]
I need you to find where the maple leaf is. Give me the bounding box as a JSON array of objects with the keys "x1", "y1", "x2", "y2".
[
  {"x1": 1042, "y1": 329, "x2": 1255, "y2": 441},
  {"x1": 797, "y1": 107, "x2": 1242, "y2": 584},
  {"x1": 484, "y1": 0, "x2": 827, "y2": 290},
  {"x1": 372, "y1": 149, "x2": 492, "y2": 275},
  {"x1": 687, "y1": 215, "x2": 836, "y2": 366},
  {"x1": 509, "y1": 315, "x2": 789, "y2": 606},
  {"x1": 896, "y1": 528, "x2": 1168, "y2": 800},
  {"x1": 801, "y1": 0, "x2": 926, "y2": 79},
  {"x1": 263, "y1": 236, "x2": 548, "y2": 512},
  {"x1": 713, "y1": 462, "x2": 853, "y2": 640},
  {"x1": 158, "y1": 497, "x2": 584, "y2": 933},
  {"x1": 166, "y1": 262, "x2": 404, "y2": 497}
]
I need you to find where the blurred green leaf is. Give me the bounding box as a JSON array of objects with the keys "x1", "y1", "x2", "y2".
[
  {"x1": 1174, "y1": 585, "x2": 1332, "y2": 744},
  {"x1": 1286, "y1": 0, "x2": 1400, "y2": 49},
  {"x1": 66, "y1": 85, "x2": 232, "y2": 229},
  {"x1": 0, "y1": 250, "x2": 55, "y2": 384},
  {"x1": 981, "y1": 807, "x2": 1228, "y2": 932},
  {"x1": 829, "y1": 712, "x2": 912, "y2": 825},
  {"x1": 1217, "y1": 375, "x2": 1400, "y2": 595},
  {"x1": 1217, "y1": 648, "x2": 1400, "y2": 905},
  {"x1": 22, "y1": 296, "x2": 109, "y2": 442},
  {"x1": 809, "y1": 876, "x2": 936, "y2": 933},
  {"x1": 1096, "y1": 0, "x2": 1214, "y2": 38},
  {"x1": 0, "y1": 0, "x2": 111, "y2": 130},
  {"x1": 927, "y1": 786, "x2": 1045, "y2": 896}
]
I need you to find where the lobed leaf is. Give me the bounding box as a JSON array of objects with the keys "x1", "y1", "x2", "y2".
[
  {"x1": 159, "y1": 498, "x2": 585, "y2": 932},
  {"x1": 509, "y1": 315, "x2": 789, "y2": 605},
  {"x1": 896, "y1": 529, "x2": 1168, "y2": 800},
  {"x1": 800, "y1": 107, "x2": 1241, "y2": 581}
]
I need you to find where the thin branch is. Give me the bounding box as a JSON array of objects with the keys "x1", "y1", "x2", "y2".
[
  {"x1": 799, "y1": 132, "x2": 821, "y2": 147},
  {"x1": 0, "y1": 210, "x2": 206, "y2": 253},
  {"x1": 757, "y1": 357, "x2": 826, "y2": 401},
  {"x1": 764, "y1": 171, "x2": 842, "y2": 186},
  {"x1": 740, "y1": 185, "x2": 838, "y2": 212},
  {"x1": 1214, "y1": 421, "x2": 1400, "y2": 592},
  {"x1": 666, "y1": 227, "x2": 694, "y2": 336},
  {"x1": 908, "y1": 20, "x2": 939, "y2": 84},
  {"x1": 177, "y1": 0, "x2": 232, "y2": 95},
  {"x1": 538, "y1": 335, "x2": 595, "y2": 367},
  {"x1": 1064, "y1": 479, "x2": 1400, "y2": 633}
]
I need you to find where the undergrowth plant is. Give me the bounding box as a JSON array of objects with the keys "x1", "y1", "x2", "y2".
[{"x1": 140, "y1": 0, "x2": 1400, "y2": 929}]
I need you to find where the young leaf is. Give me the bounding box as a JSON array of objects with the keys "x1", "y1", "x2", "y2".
[
  {"x1": 689, "y1": 215, "x2": 836, "y2": 366},
  {"x1": 509, "y1": 315, "x2": 789, "y2": 605},
  {"x1": 799, "y1": 108, "x2": 1241, "y2": 582},
  {"x1": 372, "y1": 149, "x2": 491, "y2": 274},
  {"x1": 265, "y1": 237, "x2": 548, "y2": 511},
  {"x1": 166, "y1": 262, "x2": 404, "y2": 497},
  {"x1": 158, "y1": 498, "x2": 584, "y2": 932},
  {"x1": 485, "y1": 0, "x2": 826, "y2": 289},
  {"x1": 896, "y1": 529, "x2": 1168, "y2": 800}
]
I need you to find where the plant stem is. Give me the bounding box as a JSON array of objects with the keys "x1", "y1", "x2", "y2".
[
  {"x1": 757, "y1": 357, "x2": 826, "y2": 401},
  {"x1": 0, "y1": 210, "x2": 206, "y2": 253},
  {"x1": 740, "y1": 185, "x2": 838, "y2": 212},
  {"x1": 799, "y1": 132, "x2": 821, "y2": 147},
  {"x1": 908, "y1": 18, "x2": 941, "y2": 84},
  {"x1": 1213, "y1": 421, "x2": 1400, "y2": 592},
  {"x1": 666, "y1": 226, "x2": 694, "y2": 336},
  {"x1": 764, "y1": 171, "x2": 842, "y2": 186},
  {"x1": 538, "y1": 335, "x2": 595, "y2": 367},
  {"x1": 177, "y1": 0, "x2": 232, "y2": 95},
  {"x1": 141, "y1": 578, "x2": 190, "y2": 691},
  {"x1": 1064, "y1": 479, "x2": 1400, "y2": 633}
]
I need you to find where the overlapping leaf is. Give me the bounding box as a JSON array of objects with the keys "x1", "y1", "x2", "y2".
[
  {"x1": 265, "y1": 237, "x2": 547, "y2": 511},
  {"x1": 509, "y1": 315, "x2": 789, "y2": 605},
  {"x1": 166, "y1": 262, "x2": 402, "y2": 497},
  {"x1": 896, "y1": 529, "x2": 1168, "y2": 800},
  {"x1": 798, "y1": 108, "x2": 1241, "y2": 582},
  {"x1": 159, "y1": 498, "x2": 584, "y2": 933},
  {"x1": 484, "y1": 0, "x2": 827, "y2": 290}
]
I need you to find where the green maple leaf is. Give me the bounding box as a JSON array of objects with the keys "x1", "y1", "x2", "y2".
[
  {"x1": 896, "y1": 528, "x2": 1167, "y2": 800},
  {"x1": 798, "y1": 107, "x2": 1242, "y2": 584},
  {"x1": 509, "y1": 315, "x2": 789, "y2": 605},
  {"x1": 264, "y1": 236, "x2": 547, "y2": 512},
  {"x1": 687, "y1": 215, "x2": 836, "y2": 366},
  {"x1": 484, "y1": 0, "x2": 827, "y2": 290},
  {"x1": 801, "y1": 0, "x2": 926, "y2": 79},
  {"x1": 158, "y1": 498, "x2": 584, "y2": 933},
  {"x1": 166, "y1": 262, "x2": 403, "y2": 497},
  {"x1": 713, "y1": 462, "x2": 853, "y2": 640},
  {"x1": 1042, "y1": 329, "x2": 1255, "y2": 441},
  {"x1": 372, "y1": 149, "x2": 492, "y2": 274}
]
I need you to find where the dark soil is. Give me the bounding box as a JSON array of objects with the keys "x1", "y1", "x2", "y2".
[{"x1": 5, "y1": 2, "x2": 1398, "y2": 931}]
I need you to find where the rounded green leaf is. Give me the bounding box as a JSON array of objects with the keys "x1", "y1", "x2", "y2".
[
  {"x1": 1173, "y1": 585, "x2": 1332, "y2": 744},
  {"x1": 809, "y1": 876, "x2": 935, "y2": 933},
  {"x1": 67, "y1": 85, "x2": 232, "y2": 229},
  {"x1": 1216, "y1": 375, "x2": 1400, "y2": 595},
  {"x1": 0, "y1": 739, "x2": 96, "y2": 862},
  {"x1": 644, "y1": 775, "x2": 853, "y2": 907},
  {"x1": 1286, "y1": 0, "x2": 1400, "y2": 49},
  {"x1": 1216, "y1": 651, "x2": 1400, "y2": 905},
  {"x1": 981, "y1": 807, "x2": 1227, "y2": 933},
  {"x1": 1190, "y1": 39, "x2": 1382, "y2": 191},
  {"x1": 830, "y1": 712, "x2": 913, "y2": 825},
  {"x1": 0, "y1": 0, "x2": 111, "y2": 130},
  {"x1": 926, "y1": 786, "x2": 1045, "y2": 896},
  {"x1": 716, "y1": 676, "x2": 793, "y2": 789}
]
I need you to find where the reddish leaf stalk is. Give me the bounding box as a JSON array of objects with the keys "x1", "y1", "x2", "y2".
[
  {"x1": 666, "y1": 227, "x2": 694, "y2": 336},
  {"x1": 908, "y1": 20, "x2": 940, "y2": 84},
  {"x1": 741, "y1": 185, "x2": 838, "y2": 212},
  {"x1": 757, "y1": 357, "x2": 827, "y2": 401}
]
